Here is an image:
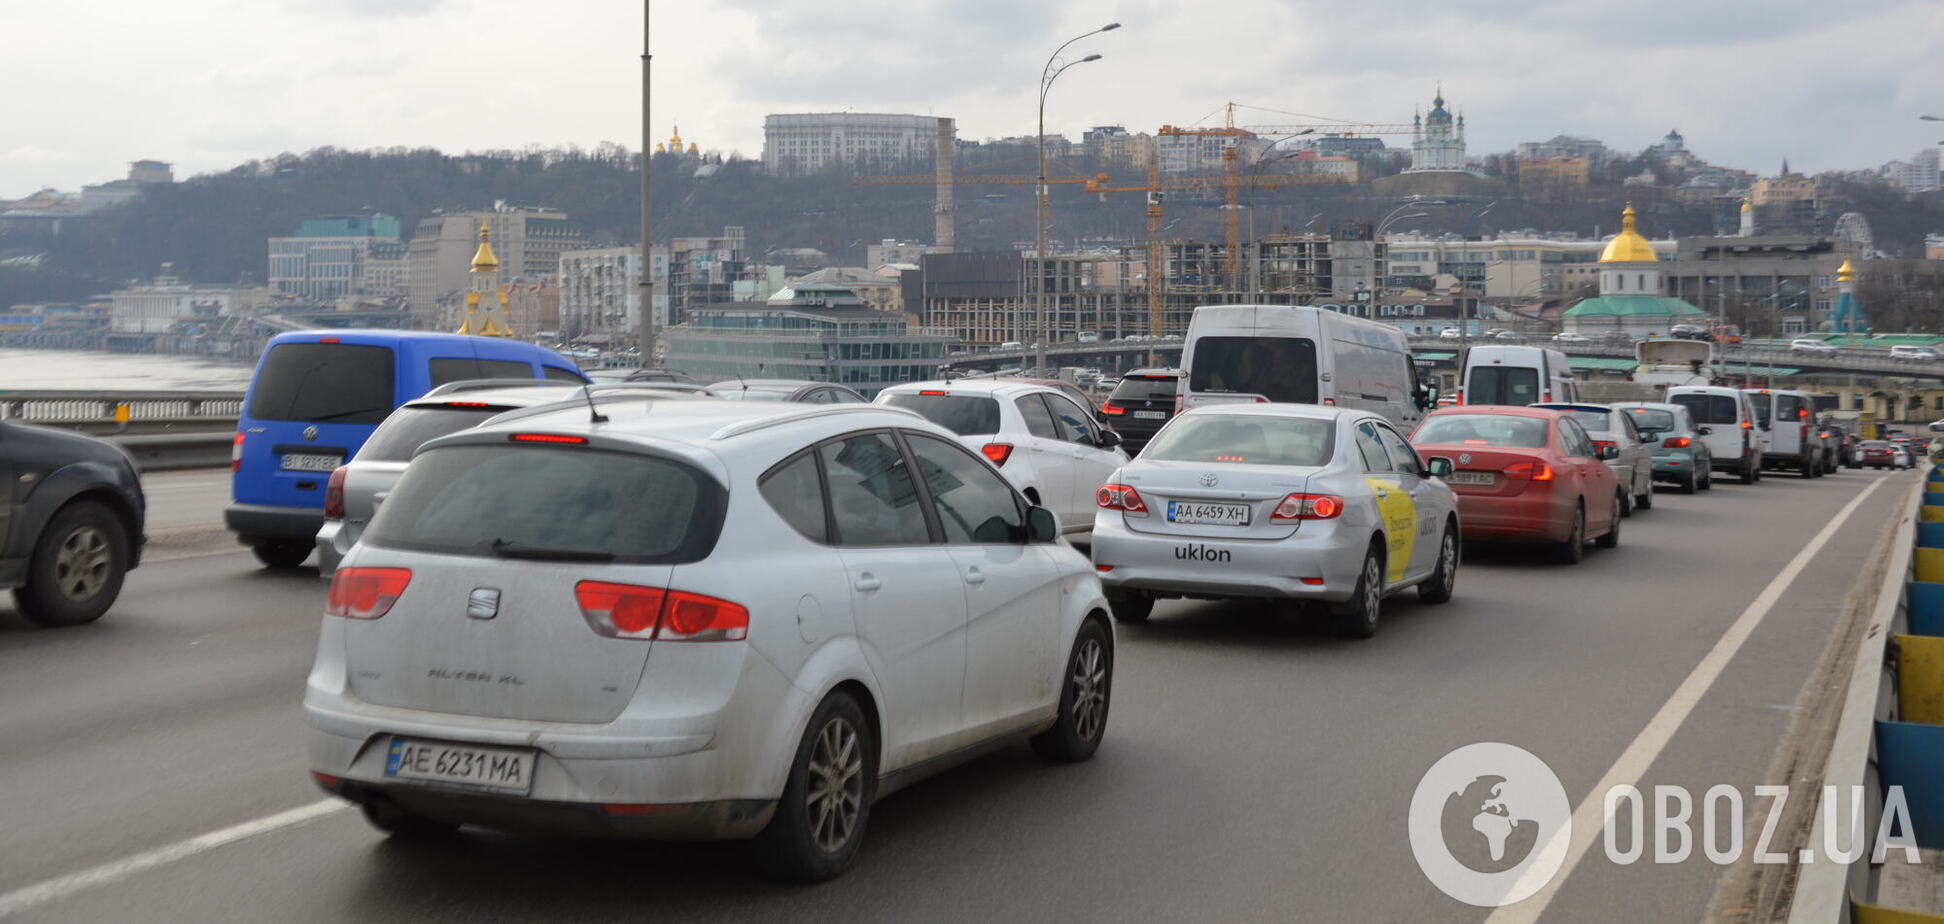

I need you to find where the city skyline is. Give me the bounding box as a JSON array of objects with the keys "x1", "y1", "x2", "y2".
[{"x1": 3, "y1": 0, "x2": 1941, "y2": 195}]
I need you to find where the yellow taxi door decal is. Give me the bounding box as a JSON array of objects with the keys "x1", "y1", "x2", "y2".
[{"x1": 1365, "y1": 476, "x2": 1416, "y2": 583}]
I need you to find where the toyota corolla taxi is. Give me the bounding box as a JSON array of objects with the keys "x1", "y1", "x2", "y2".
[{"x1": 1089, "y1": 404, "x2": 1460, "y2": 638}]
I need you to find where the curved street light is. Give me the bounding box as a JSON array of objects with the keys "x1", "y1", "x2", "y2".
[{"x1": 1034, "y1": 23, "x2": 1118, "y2": 374}]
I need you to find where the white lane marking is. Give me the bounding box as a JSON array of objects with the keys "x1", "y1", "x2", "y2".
[
  {"x1": 0, "y1": 799, "x2": 350, "y2": 919},
  {"x1": 1482, "y1": 476, "x2": 1886, "y2": 921}
]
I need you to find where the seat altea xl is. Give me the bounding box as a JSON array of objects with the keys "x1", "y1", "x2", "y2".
[{"x1": 304, "y1": 400, "x2": 1114, "y2": 881}]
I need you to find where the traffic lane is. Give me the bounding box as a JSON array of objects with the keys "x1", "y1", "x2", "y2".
[
  {"x1": 1541, "y1": 469, "x2": 1909, "y2": 919},
  {"x1": 136, "y1": 469, "x2": 230, "y2": 531},
  {"x1": 0, "y1": 552, "x2": 328, "y2": 893},
  {"x1": 9, "y1": 471, "x2": 1905, "y2": 922}
]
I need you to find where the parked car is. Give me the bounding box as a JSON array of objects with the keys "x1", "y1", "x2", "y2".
[
  {"x1": 1410, "y1": 406, "x2": 1623, "y2": 563},
  {"x1": 1098, "y1": 368, "x2": 1182, "y2": 454},
  {"x1": 877, "y1": 380, "x2": 1128, "y2": 534},
  {"x1": 304, "y1": 401, "x2": 1112, "y2": 880},
  {"x1": 1667, "y1": 386, "x2": 1765, "y2": 484},
  {"x1": 1612, "y1": 402, "x2": 1714, "y2": 493},
  {"x1": 227, "y1": 331, "x2": 587, "y2": 569},
  {"x1": 1531, "y1": 403, "x2": 1656, "y2": 514},
  {"x1": 1090, "y1": 404, "x2": 1459, "y2": 637},
  {"x1": 1789, "y1": 338, "x2": 1839, "y2": 356},
  {"x1": 709, "y1": 379, "x2": 868, "y2": 404},
  {"x1": 0, "y1": 421, "x2": 146, "y2": 626},
  {"x1": 1928, "y1": 418, "x2": 1944, "y2": 434},
  {"x1": 315, "y1": 382, "x2": 706, "y2": 578}
]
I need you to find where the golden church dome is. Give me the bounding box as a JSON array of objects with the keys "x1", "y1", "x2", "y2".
[{"x1": 1598, "y1": 204, "x2": 1659, "y2": 264}]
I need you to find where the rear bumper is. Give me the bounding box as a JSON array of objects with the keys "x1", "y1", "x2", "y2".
[
  {"x1": 225, "y1": 503, "x2": 324, "y2": 544},
  {"x1": 317, "y1": 776, "x2": 776, "y2": 840},
  {"x1": 1453, "y1": 492, "x2": 1572, "y2": 542},
  {"x1": 1089, "y1": 515, "x2": 1367, "y2": 602},
  {"x1": 1649, "y1": 452, "x2": 1701, "y2": 480}
]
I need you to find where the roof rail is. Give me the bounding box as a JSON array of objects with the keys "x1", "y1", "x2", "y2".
[
  {"x1": 709, "y1": 404, "x2": 921, "y2": 441},
  {"x1": 422, "y1": 379, "x2": 566, "y2": 397},
  {"x1": 476, "y1": 390, "x2": 706, "y2": 426}
]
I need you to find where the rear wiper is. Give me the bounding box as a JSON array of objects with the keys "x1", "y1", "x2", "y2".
[
  {"x1": 489, "y1": 538, "x2": 614, "y2": 562},
  {"x1": 308, "y1": 407, "x2": 387, "y2": 422}
]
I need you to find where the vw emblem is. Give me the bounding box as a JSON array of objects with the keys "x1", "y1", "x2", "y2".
[
  {"x1": 1199, "y1": 472, "x2": 1220, "y2": 487},
  {"x1": 1459, "y1": 453, "x2": 1472, "y2": 465},
  {"x1": 302, "y1": 425, "x2": 319, "y2": 442},
  {"x1": 467, "y1": 588, "x2": 501, "y2": 620}
]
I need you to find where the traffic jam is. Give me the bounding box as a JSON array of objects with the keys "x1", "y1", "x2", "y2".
[{"x1": 3, "y1": 311, "x2": 1913, "y2": 885}]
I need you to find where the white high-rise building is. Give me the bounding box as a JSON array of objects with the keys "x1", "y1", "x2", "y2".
[{"x1": 762, "y1": 113, "x2": 943, "y2": 176}]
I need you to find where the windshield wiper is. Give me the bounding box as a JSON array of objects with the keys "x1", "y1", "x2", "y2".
[
  {"x1": 489, "y1": 538, "x2": 614, "y2": 562},
  {"x1": 307, "y1": 407, "x2": 387, "y2": 422}
]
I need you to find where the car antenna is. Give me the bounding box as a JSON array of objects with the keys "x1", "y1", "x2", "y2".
[
  {"x1": 735, "y1": 373, "x2": 749, "y2": 395},
  {"x1": 579, "y1": 384, "x2": 608, "y2": 423}
]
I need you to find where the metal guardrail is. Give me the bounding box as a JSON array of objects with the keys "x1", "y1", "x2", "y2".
[{"x1": 0, "y1": 389, "x2": 245, "y2": 435}]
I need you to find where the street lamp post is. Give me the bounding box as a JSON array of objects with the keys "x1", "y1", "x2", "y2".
[{"x1": 1035, "y1": 23, "x2": 1118, "y2": 378}]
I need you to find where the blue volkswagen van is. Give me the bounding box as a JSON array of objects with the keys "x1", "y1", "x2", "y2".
[{"x1": 225, "y1": 331, "x2": 587, "y2": 567}]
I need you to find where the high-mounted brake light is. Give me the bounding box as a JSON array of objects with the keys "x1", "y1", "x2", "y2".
[
  {"x1": 1503, "y1": 461, "x2": 1555, "y2": 481},
  {"x1": 318, "y1": 336, "x2": 341, "y2": 344},
  {"x1": 1101, "y1": 401, "x2": 1127, "y2": 416},
  {"x1": 1096, "y1": 483, "x2": 1148, "y2": 514},
  {"x1": 1272, "y1": 493, "x2": 1342, "y2": 520},
  {"x1": 323, "y1": 466, "x2": 348, "y2": 519},
  {"x1": 981, "y1": 443, "x2": 1014, "y2": 466},
  {"x1": 326, "y1": 568, "x2": 412, "y2": 620},
  {"x1": 510, "y1": 433, "x2": 588, "y2": 444},
  {"x1": 574, "y1": 581, "x2": 747, "y2": 641},
  {"x1": 443, "y1": 401, "x2": 494, "y2": 408},
  {"x1": 231, "y1": 432, "x2": 245, "y2": 472},
  {"x1": 919, "y1": 389, "x2": 948, "y2": 396}
]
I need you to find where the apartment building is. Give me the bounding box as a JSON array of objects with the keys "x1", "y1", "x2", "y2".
[{"x1": 762, "y1": 113, "x2": 942, "y2": 175}]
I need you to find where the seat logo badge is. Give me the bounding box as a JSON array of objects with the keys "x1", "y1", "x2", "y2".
[
  {"x1": 1199, "y1": 472, "x2": 1220, "y2": 487},
  {"x1": 303, "y1": 425, "x2": 320, "y2": 442},
  {"x1": 1459, "y1": 453, "x2": 1472, "y2": 465},
  {"x1": 467, "y1": 588, "x2": 501, "y2": 620}
]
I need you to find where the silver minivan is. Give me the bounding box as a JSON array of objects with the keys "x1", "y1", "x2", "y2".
[{"x1": 1743, "y1": 388, "x2": 1822, "y2": 478}]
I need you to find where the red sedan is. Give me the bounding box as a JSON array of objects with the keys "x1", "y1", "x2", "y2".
[{"x1": 1411, "y1": 406, "x2": 1624, "y2": 563}]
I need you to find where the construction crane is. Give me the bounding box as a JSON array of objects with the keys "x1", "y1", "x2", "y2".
[
  {"x1": 1153, "y1": 123, "x2": 1352, "y2": 289},
  {"x1": 852, "y1": 171, "x2": 1098, "y2": 253}
]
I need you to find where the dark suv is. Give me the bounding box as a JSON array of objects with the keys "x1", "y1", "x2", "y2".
[
  {"x1": 1100, "y1": 368, "x2": 1182, "y2": 454},
  {"x1": 1, "y1": 421, "x2": 146, "y2": 626}
]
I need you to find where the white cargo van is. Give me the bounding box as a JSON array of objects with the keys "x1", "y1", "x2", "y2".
[
  {"x1": 1667, "y1": 385, "x2": 1764, "y2": 483},
  {"x1": 1744, "y1": 387, "x2": 1823, "y2": 478},
  {"x1": 1179, "y1": 304, "x2": 1431, "y2": 429},
  {"x1": 1459, "y1": 346, "x2": 1578, "y2": 407}
]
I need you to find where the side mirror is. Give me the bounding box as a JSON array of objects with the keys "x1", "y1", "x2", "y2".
[
  {"x1": 1426, "y1": 456, "x2": 1454, "y2": 478},
  {"x1": 1026, "y1": 505, "x2": 1059, "y2": 543},
  {"x1": 1597, "y1": 444, "x2": 1621, "y2": 461},
  {"x1": 1698, "y1": 426, "x2": 1713, "y2": 435},
  {"x1": 1097, "y1": 429, "x2": 1124, "y2": 451}
]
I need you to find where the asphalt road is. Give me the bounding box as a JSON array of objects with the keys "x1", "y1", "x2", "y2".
[{"x1": 0, "y1": 467, "x2": 1915, "y2": 922}]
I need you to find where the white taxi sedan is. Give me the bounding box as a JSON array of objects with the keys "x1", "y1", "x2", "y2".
[{"x1": 1089, "y1": 404, "x2": 1460, "y2": 638}]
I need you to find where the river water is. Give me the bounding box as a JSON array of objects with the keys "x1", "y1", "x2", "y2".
[{"x1": 0, "y1": 348, "x2": 255, "y2": 391}]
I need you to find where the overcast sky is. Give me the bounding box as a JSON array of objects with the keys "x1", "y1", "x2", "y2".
[{"x1": 4, "y1": 0, "x2": 1941, "y2": 196}]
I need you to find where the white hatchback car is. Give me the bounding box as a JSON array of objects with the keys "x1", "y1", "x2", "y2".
[
  {"x1": 304, "y1": 401, "x2": 1114, "y2": 881},
  {"x1": 1090, "y1": 404, "x2": 1461, "y2": 638},
  {"x1": 878, "y1": 380, "x2": 1129, "y2": 534}
]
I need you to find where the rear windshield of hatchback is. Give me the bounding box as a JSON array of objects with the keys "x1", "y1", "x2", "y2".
[
  {"x1": 248, "y1": 342, "x2": 395, "y2": 424},
  {"x1": 365, "y1": 445, "x2": 725, "y2": 563},
  {"x1": 1620, "y1": 408, "x2": 1677, "y2": 432},
  {"x1": 1557, "y1": 409, "x2": 1612, "y2": 434},
  {"x1": 1143, "y1": 415, "x2": 1335, "y2": 466},
  {"x1": 881, "y1": 394, "x2": 1001, "y2": 435},
  {"x1": 355, "y1": 406, "x2": 512, "y2": 463},
  {"x1": 1110, "y1": 375, "x2": 1181, "y2": 402},
  {"x1": 1414, "y1": 414, "x2": 1550, "y2": 449}
]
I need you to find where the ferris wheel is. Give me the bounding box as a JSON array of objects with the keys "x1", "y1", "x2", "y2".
[{"x1": 1832, "y1": 211, "x2": 1875, "y2": 257}]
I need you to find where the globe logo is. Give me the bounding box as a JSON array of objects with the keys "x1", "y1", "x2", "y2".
[{"x1": 1409, "y1": 743, "x2": 1571, "y2": 907}]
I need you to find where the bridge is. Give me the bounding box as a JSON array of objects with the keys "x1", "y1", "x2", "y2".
[{"x1": 939, "y1": 336, "x2": 1944, "y2": 380}]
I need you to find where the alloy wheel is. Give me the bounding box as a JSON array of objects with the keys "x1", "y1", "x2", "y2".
[
  {"x1": 1070, "y1": 636, "x2": 1108, "y2": 742},
  {"x1": 805, "y1": 716, "x2": 864, "y2": 854}
]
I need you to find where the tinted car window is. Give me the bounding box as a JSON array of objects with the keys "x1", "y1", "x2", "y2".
[
  {"x1": 905, "y1": 433, "x2": 1023, "y2": 544},
  {"x1": 543, "y1": 365, "x2": 590, "y2": 383},
  {"x1": 1467, "y1": 367, "x2": 1541, "y2": 406},
  {"x1": 881, "y1": 394, "x2": 1001, "y2": 436},
  {"x1": 1622, "y1": 408, "x2": 1677, "y2": 432},
  {"x1": 1747, "y1": 393, "x2": 1773, "y2": 423},
  {"x1": 1111, "y1": 374, "x2": 1180, "y2": 401},
  {"x1": 1776, "y1": 394, "x2": 1807, "y2": 422},
  {"x1": 355, "y1": 405, "x2": 509, "y2": 463},
  {"x1": 1560, "y1": 418, "x2": 1596, "y2": 456},
  {"x1": 820, "y1": 433, "x2": 931, "y2": 546},
  {"x1": 428, "y1": 358, "x2": 535, "y2": 387},
  {"x1": 1014, "y1": 395, "x2": 1060, "y2": 439},
  {"x1": 1044, "y1": 393, "x2": 1099, "y2": 444},
  {"x1": 1189, "y1": 336, "x2": 1319, "y2": 403},
  {"x1": 1375, "y1": 425, "x2": 1423, "y2": 476},
  {"x1": 1671, "y1": 393, "x2": 1737, "y2": 425},
  {"x1": 1144, "y1": 414, "x2": 1335, "y2": 466},
  {"x1": 366, "y1": 445, "x2": 723, "y2": 563},
  {"x1": 1559, "y1": 409, "x2": 1612, "y2": 435},
  {"x1": 248, "y1": 342, "x2": 396, "y2": 424},
  {"x1": 1415, "y1": 414, "x2": 1551, "y2": 449},
  {"x1": 760, "y1": 450, "x2": 828, "y2": 543},
  {"x1": 1354, "y1": 422, "x2": 1389, "y2": 472}
]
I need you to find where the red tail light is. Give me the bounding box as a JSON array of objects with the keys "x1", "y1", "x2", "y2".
[
  {"x1": 323, "y1": 466, "x2": 348, "y2": 519},
  {"x1": 231, "y1": 432, "x2": 245, "y2": 472},
  {"x1": 1455, "y1": 390, "x2": 1465, "y2": 406},
  {"x1": 1174, "y1": 394, "x2": 1185, "y2": 414},
  {"x1": 1662, "y1": 436, "x2": 1692, "y2": 448},
  {"x1": 574, "y1": 581, "x2": 747, "y2": 641},
  {"x1": 1592, "y1": 439, "x2": 1617, "y2": 454},
  {"x1": 981, "y1": 443, "x2": 1014, "y2": 466},
  {"x1": 1096, "y1": 483, "x2": 1148, "y2": 514},
  {"x1": 1503, "y1": 461, "x2": 1556, "y2": 481},
  {"x1": 1741, "y1": 419, "x2": 1752, "y2": 430},
  {"x1": 1543, "y1": 391, "x2": 1553, "y2": 403},
  {"x1": 325, "y1": 568, "x2": 412, "y2": 620},
  {"x1": 1272, "y1": 493, "x2": 1342, "y2": 520},
  {"x1": 1798, "y1": 407, "x2": 1809, "y2": 419},
  {"x1": 1101, "y1": 401, "x2": 1127, "y2": 416},
  {"x1": 511, "y1": 433, "x2": 588, "y2": 444}
]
